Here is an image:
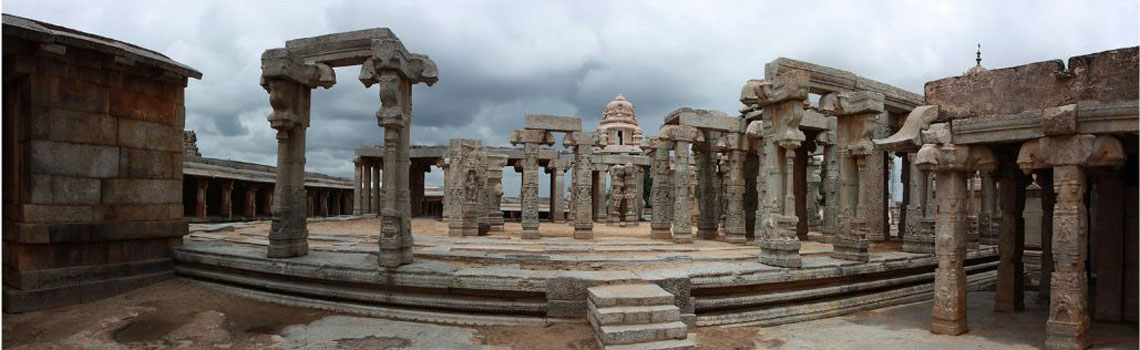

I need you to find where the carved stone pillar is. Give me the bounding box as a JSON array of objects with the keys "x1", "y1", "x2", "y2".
[
  {"x1": 903, "y1": 153, "x2": 934, "y2": 254},
  {"x1": 1036, "y1": 170, "x2": 1055, "y2": 304},
  {"x1": 966, "y1": 174, "x2": 979, "y2": 249},
  {"x1": 262, "y1": 72, "x2": 315, "y2": 258},
  {"x1": 410, "y1": 162, "x2": 427, "y2": 217},
  {"x1": 484, "y1": 154, "x2": 507, "y2": 232},
  {"x1": 820, "y1": 125, "x2": 839, "y2": 241},
  {"x1": 595, "y1": 167, "x2": 608, "y2": 222},
  {"x1": 510, "y1": 129, "x2": 554, "y2": 240},
  {"x1": 806, "y1": 156, "x2": 822, "y2": 232},
  {"x1": 723, "y1": 146, "x2": 748, "y2": 243},
  {"x1": 827, "y1": 91, "x2": 885, "y2": 262},
  {"x1": 979, "y1": 171, "x2": 998, "y2": 245},
  {"x1": 607, "y1": 165, "x2": 624, "y2": 227},
  {"x1": 245, "y1": 187, "x2": 258, "y2": 218},
  {"x1": 646, "y1": 138, "x2": 673, "y2": 240},
  {"x1": 438, "y1": 157, "x2": 450, "y2": 222},
  {"x1": 995, "y1": 166, "x2": 1027, "y2": 313},
  {"x1": 358, "y1": 46, "x2": 439, "y2": 267},
  {"x1": 565, "y1": 132, "x2": 603, "y2": 239},
  {"x1": 623, "y1": 164, "x2": 640, "y2": 226},
  {"x1": 371, "y1": 161, "x2": 381, "y2": 215},
  {"x1": 361, "y1": 161, "x2": 372, "y2": 215},
  {"x1": 447, "y1": 139, "x2": 485, "y2": 237},
  {"x1": 672, "y1": 140, "x2": 694, "y2": 244},
  {"x1": 917, "y1": 139, "x2": 995, "y2": 336},
  {"x1": 353, "y1": 159, "x2": 363, "y2": 215},
  {"x1": 695, "y1": 133, "x2": 719, "y2": 239},
  {"x1": 550, "y1": 160, "x2": 566, "y2": 223},
  {"x1": 195, "y1": 178, "x2": 208, "y2": 219}
]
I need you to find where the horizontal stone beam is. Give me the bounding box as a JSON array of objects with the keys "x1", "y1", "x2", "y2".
[
  {"x1": 285, "y1": 28, "x2": 398, "y2": 67},
  {"x1": 764, "y1": 57, "x2": 924, "y2": 113},
  {"x1": 678, "y1": 110, "x2": 745, "y2": 133},
  {"x1": 949, "y1": 100, "x2": 1138, "y2": 144},
  {"x1": 525, "y1": 114, "x2": 581, "y2": 132}
]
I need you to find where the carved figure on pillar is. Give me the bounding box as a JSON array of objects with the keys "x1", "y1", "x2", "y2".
[{"x1": 446, "y1": 139, "x2": 485, "y2": 237}]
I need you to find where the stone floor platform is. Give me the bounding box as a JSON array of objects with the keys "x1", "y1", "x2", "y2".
[{"x1": 174, "y1": 217, "x2": 999, "y2": 328}]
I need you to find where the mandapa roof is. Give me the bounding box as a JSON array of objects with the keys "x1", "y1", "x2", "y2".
[{"x1": 3, "y1": 13, "x2": 202, "y2": 79}]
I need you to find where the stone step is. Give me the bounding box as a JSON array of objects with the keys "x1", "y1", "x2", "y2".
[
  {"x1": 588, "y1": 284, "x2": 675, "y2": 308},
  {"x1": 597, "y1": 321, "x2": 688, "y2": 345},
  {"x1": 589, "y1": 301, "x2": 681, "y2": 326},
  {"x1": 603, "y1": 335, "x2": 696, "y2": 350}
]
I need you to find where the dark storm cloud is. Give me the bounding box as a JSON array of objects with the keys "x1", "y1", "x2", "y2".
[{"x1": 4, "y1": 1, "x2": 1137, "y2": 197}]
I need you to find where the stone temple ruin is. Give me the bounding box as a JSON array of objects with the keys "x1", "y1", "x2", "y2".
[{"x1": 3, "y1": 12, "x2": 1137, "y2": 350}]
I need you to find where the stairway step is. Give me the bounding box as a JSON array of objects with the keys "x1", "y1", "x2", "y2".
[
  {"x1": 603, "y1": 335, "x2": 696, "y2": 350},
  {"x1": 597, "y1": 321, "x2": 688, "y2": 345},
  {"x1": 588, "y1": 284, "x2": 675, "y2": 308},
  {"x1": 589, "y1": 301, "x2": 681, "y2": 326}
]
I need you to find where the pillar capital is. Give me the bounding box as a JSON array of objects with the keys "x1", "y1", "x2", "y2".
[
  {"x1": 739, "y1": 70, "x2": 810, "y2": 110},
  {"x1": 658, "y1": 124, "x2": 704, "y2": 143},
  {"x1": 916, "y1": 142, "x2": 996, "y2": 174},
  {"x1": 1017, "y1": 134, "x2": 1125, "y2": 172}
]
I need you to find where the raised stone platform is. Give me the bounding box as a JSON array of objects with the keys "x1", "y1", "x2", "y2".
[{"x1": 174, "y1": 218, "x2": 999, "y2": 328}]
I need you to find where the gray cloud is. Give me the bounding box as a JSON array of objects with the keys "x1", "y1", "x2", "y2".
[{"x1": 5, "y1": 0, "x2": 1137, "y2": 197}]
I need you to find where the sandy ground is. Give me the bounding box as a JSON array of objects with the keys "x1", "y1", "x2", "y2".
[{"x1": 6, "y1": 278, "x2": 1135, "y2": 349}]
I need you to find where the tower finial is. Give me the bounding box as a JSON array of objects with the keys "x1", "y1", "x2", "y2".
[{"x1": 976, "y1": 43, "x2": 982, "y2": 66}]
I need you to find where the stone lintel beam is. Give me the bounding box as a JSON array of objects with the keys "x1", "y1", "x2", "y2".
[
  {"x1": 675, "y1": 108, "x2": 746, "y2": 133},
  {"x1": 874, "y1": 105, "x2": 940, "y2": 152},
  {"x1": 949, "y1": 100, "x2": 1139, "y2": 145},
  {"x1": 658, "y1": 124, "x2": 705, "y2": 144},
  {"x1": 526, "y1": 114, "x2": 582, "y2": 132},
  {"x1": 510, "y1": 129, "x2": 556, "y2": 146},
  {"x1": 563, "y1": 131, "x2": 606, "y2": 148},
  {"x1": 764, "y1": 57, "x2": 925, "y2": 113},
  {"x1": 714, "y1": 132, "x2": 752, "y2": 153}
]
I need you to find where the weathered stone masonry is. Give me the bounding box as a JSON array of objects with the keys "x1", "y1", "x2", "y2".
[{"x1": 2, "y1": 14, "x2": 201, "y2": 312}]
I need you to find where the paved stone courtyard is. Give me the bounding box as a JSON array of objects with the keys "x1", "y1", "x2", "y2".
[{"x1": 5, "y1": 277, "x2": 1134, "y2": 349}]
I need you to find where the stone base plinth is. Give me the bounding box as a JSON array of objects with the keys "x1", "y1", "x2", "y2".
[
  {"x1": 696, "y1": 228, "x2": 718, "y2": 240},
  {"x1": 903, "y1": 219, "x2": 936, "y2": 254},
  {"x1": 521, "y1": 229, "x2": 541, "y2": 240},
  {"x1": 1045, "y1": 321, "x2": 1089, "y2": 350},
  {"x1": 268, "y1": 228, "x2": 309, "y2": 258},
  {"x1": 757, "y1": 239, "x2": 802, "y2": 268},
  {"x1": 832, "y1": 235, "x2": 870, "y2": 262},
  {"x1": 931, "y1": 318, "x2": 968, "y2": 336}
]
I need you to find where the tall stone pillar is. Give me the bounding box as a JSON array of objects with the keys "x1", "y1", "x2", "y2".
[
  {"x1": 361, "y1": 161, "x2": 372, "y2": 215},
  {"x1": 1093, "y1": 172, "x2": 1125, "y2": 322},
  {"x1": 594, "y1": 167, "x2": 608, "y2": 222},
  {"x1": 1045, "y1": 164, "x2": 1091, "y2": 349},
  {"x1": 1036, "y1": 170, "x2": 1055, "y2": 304},
  {"x1": 320, "y1": 189, "x2": 330, "y2": 216},
  {"x1": 261, "y1": 48, "x2": 328, "y2": 258},
  {"x1": 607, "y1": 165, "x2": 624, "y2": 227},
  {"x1": 672, "y1": 140, "x2": 694, "y2": 244},
  {"x1": 369, "y1": 162, "x2": 380, "y2": 214},
  {"x1": 353, "y1": 159, "x2": 362, "y2": 215},
  {"x1": 245, "y1": 187, "x2": 258, "y2": 217},
  {"x1": 917, "y1": 138, "x2": 995, "y2": 336},
  {"x1": 979, "y1": 171, "x2": 998, "y2": 244},
  {"x1": 437, "y1": 157, "x2": 450, "y2": 222},
  {"x1": 623, "y1": 164, "x2": 640, "y2": 226},
  {"x1": 195, "y1": 178, "x2": 208, "y2": 219},
  {"x1": 740, "y1": 72, "x2": 808, "y2": 268},
  {"x1": 995, "y1": 166, "x2": 1027, "y2": 313},
  {"x1": 820, "y1": 125, "x2": 839, "y2": 241},
  {"x1": 484, "y1": 154, "x2": 507, "y2": 232},
  {"x1": 549, "y1": 159, "x2": 566, "y2": 223},
  {"x1": 806, "y1": 156, "x2": 822, "y2": 233},
  {"x1": 565, "y1": 132, "x2": 603, "y2": 239},
  {"x1": 695, "y1": 133, "x2": 719, "y2": 240},
  {"x1": 358, "y1": 48, "x2": 439, "y2": 268},
  {"x1": 645, "y1": 138, "x2": 673, "y2": 240},
  {"x1": 410, "y1": 162, "x2": 427, "y2": 217},
  {"x1": 827, "y1": 91, "x2": 885, "y2": 262},
  {"x1": 446, "y1": 139, "x2": 485, "y2": 237},
  {"x1": 722, "y1": 143, "x2": 748, "y2": 243},
  {"x1": 903, "y1": 153, "x2": 934, "y2": 253},
  {"x1": 510, "y1": 129, "x2": 554, "y2": 239}
]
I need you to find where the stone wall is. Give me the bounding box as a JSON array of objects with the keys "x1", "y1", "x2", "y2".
[
  {"x1": 925, "y1": 47, "x2": 1138, "y2": 121},
  {"x1": 2, "y1": 14, "x2": 200, "y2": 312}
]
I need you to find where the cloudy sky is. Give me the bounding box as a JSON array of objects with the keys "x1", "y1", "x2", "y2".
[{"x1": 6, "y1": 1, "x2": 1137, "y2": 197}]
